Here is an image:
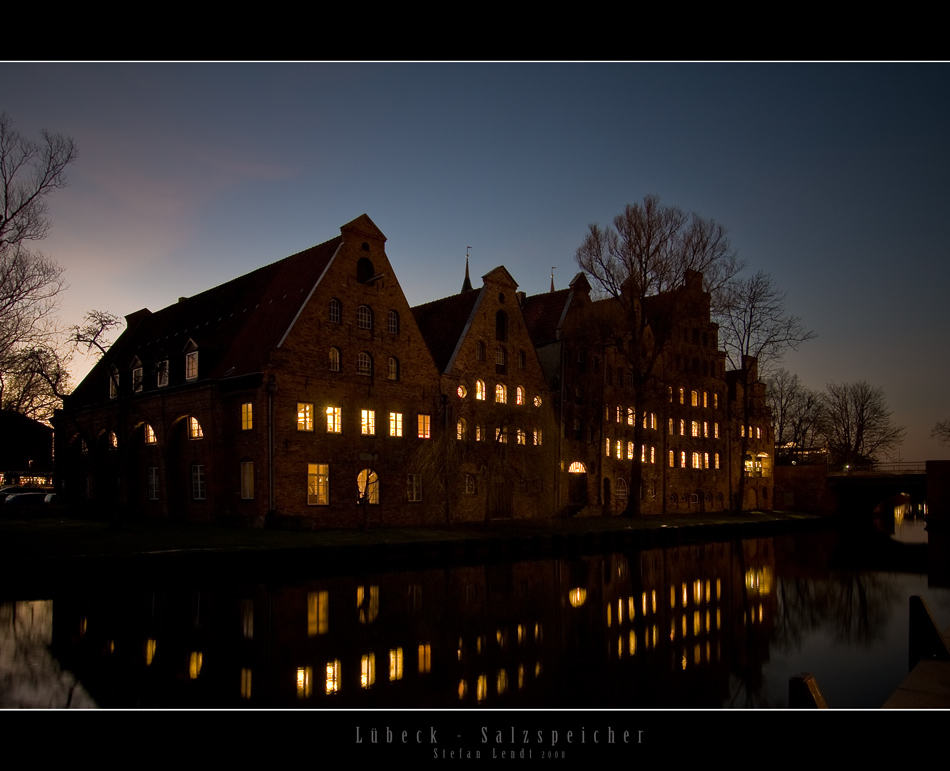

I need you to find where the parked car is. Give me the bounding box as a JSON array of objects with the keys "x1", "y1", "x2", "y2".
[
  {"x1": 0, "y1": 486, "x2": 48, "y2": 503},
  {"x1": 3, "y1": 492, "x2": 48, "y2": 509}
]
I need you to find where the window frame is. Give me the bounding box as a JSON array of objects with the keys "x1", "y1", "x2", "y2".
[
  {"x1": 185, "y1": 350, "x2": 199, "y2": 381},
  {"x1": 357, "y1": 351, "x2": 373, "y2": 377},
  {"x1": 387, "y1": 310, "x2": 399, "y2": 334},
  {"x1": 329, "y1": 347, "x2": 341, "y2": 372},
  {"x1": 418, "y1": 414, "x2": 431, "y2": 439},
  {"x1": 389, "y1": 412, "x2": 403, "y2": 437},
  {"x1": 241, "y1": 403, "x2": 253, "y2": 431},
  {"x1": 361, "y1": 409, "x2": 376, "y2": 436},
  {"x1": 407, "y1": 474, "x2": 422, "y2": 502},
  {"x1": 297, "y1": 403, "x2": 314, "y2": 432},
  {"x1": 308, "y1": 463, "x2": 330, "y2": 506},
  {"x1": 326, "y1": 407, "x2": 342, "y2": 434},
  {"x1": 357, "y1": 305, "x2": 373, "y2": 330},
  {"x1": 192, "y1": 464, "x2": 206, "y2": 500},
  {"x1": 329, "y1": 298, "x2": 341, "y2": 324},
  {"x1": 241, "y1": 461, "x2": 254, "y2": 500}
]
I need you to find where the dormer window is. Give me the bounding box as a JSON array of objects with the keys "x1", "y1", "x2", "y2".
[
  {"x1": 109, "y1": 367, "x2": 119, "y2": 399},
  {"x1": 185, "y1": 350, "x2": 198, "y2": 381},
  {"x1": 157, "y1": 359, "x2": 169, "y2": 388}
]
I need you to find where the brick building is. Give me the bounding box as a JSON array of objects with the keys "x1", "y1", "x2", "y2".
[{"x1": 57, "y1": 215, "x2": 772, "y2": 526}]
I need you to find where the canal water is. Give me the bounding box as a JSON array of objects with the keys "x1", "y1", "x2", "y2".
[{"x1": 2, "y1": 518, "x2": 948, "y2": 709}]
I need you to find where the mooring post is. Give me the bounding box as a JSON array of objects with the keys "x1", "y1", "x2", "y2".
[{"x1": 788, "y1": 672, "x2": 828, "y2": 708}]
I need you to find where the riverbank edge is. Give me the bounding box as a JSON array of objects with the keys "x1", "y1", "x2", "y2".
[{"x1": 0, "y1": 510, "x2": 833, "y2": 596}]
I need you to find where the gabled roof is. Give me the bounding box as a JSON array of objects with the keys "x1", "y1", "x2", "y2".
[
  {"x1": 411, "y1": 289, "x2": 481, "y2": 373},
  {"x1": 521, "y1": 289, "x2": 571, "y2": 346},
  {"x1": 69, "y1": 228, "x2": 348, "y2": 404}
]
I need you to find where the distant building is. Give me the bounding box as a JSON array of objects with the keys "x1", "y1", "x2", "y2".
[
  {"x1": 57, "y1": 215, "x2": 772, "y2": 526},
  {"x1": 0, "y1": 410, "x2": 53, "y2": 486}
]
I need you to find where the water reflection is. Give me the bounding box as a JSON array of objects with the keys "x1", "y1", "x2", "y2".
[{"x1": 8, "y1": 527, "x2": 950, "y2": 709}]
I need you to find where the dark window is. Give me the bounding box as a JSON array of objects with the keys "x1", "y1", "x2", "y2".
[
  {"x1": 357, "y1": 257, "x2": 374, "y2": 283},
  {"x1": 495, "y1": 310, "x2": 508, "y2": 342}
]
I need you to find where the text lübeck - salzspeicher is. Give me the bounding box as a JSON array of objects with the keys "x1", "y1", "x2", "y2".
[{"x1": 355, "y1": 725, "x2": 642, "y2": 758}]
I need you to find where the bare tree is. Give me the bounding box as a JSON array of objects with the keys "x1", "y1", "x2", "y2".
[
  {"x1": 575, "y1": 194, "x2": 742, "y2": 514},
  {"x1": 765, "y1": 369, "x2": 823, "y2": 463},
  {"x1": 0, "y1": 113, "x2": 77, "y2": 420},
  {"x1": 819, "y1": 381, "x2": 905, "y2": 468},
  {"x1": 717, "y1": 271, "x2": 815, "y2": 373},
  {"x1": 933, "y1": 420, "x2": 950, "y2": 447}
]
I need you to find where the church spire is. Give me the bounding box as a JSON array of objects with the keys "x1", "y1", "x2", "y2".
[
  {"x1": 550, "y1": 266, "x2": 556, "y2": 293},
  {"x1": 461, "y1": 247, "x2": 473, "y2": 293}
]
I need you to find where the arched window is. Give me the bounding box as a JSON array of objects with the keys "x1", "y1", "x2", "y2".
[
  {"x1": 495, "y1": 384, "x2": 507, "y2": 404},
  {"x1": 387, "y1": 310, "x2": 399, "y2": 334},
  {"x1": 189, "y1": 416, "x2": 204, "y2": 440},
  {"x1": 495, "y1": 346, "x2": 506, "y2": 374},
  {"x1": 457, "y1": 418, "x2": 466, "y2": 440},
  {"x1": 476, "y1": 341, "x2": 485, "y2": 361},
  {"x1": 357, "y1": 305, "x2": 373, "y2": 330},
  {"x1": 357, "y1": 257, "x2": 374, "y2": 284},
  {"x1": 475, "y1": 379, "x2": 486, "y2": 400},
  {"x1": 329, "y1": 298, "x2": 341, "y2": 323},
  {"x1": 692, "y1": 452, "x2": 700, "y2": 469},
  {"x1": 495, "y1": 310, "x2": 508, "y2": 342},
  {"x1": 108, "y1": 431, "x2": 118, "y2": 449},
  {"x1": 568, "y1": 461, "x2": 587, "y2": 473},
  {"x1": 617, "y1": 478, "x2": 628, "y2": 502},
  {"x1": 357, "y1": 469, "x2": 379, "y2": 504},
  {"x1": 691, "y1": 390, "x2": 699, "y2": 407},
  {"x1": 388, "y1": 357, "x2": 399, "y2": 381},
  {"x1": 516, "y1": 386, "x2": 524, "y2": 405},
  {"x1": 627, "y1": 441, "x2": 634, "y2": 460},
  {"x1": 691, "y1": 421, "x2": 699, "y2": 437},
  {"x1": 144, "y1": 424, "x2": 157, "y2": 444},
  {"x1": 329, "y1": 347, "x2": 340, "y2": 372},
  {"x1": 357, "y1": 352, "x2": 372, "y2": 377}
]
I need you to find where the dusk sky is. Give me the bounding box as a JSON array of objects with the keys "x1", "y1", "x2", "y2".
[{"x1": 4, "y1": 62, "x2": 948, "y2": 460}]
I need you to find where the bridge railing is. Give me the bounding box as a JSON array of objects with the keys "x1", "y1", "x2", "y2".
[{"x1": 826, "y1": 461, "x2": 927, "y2": 476}]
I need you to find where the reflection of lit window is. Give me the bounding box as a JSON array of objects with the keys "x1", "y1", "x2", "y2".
[
  {"x1": 390, "y1": 648, "x2": 403, "y2": 681},
  {"x1": 308, "y1": 591, "x2": 328, "y2": 636},
  {"x1": 497, "y1": 669, "x2": 508, "y2": 695},
  {"x1": 358, "y1": 585, "x2": 379, "y2": 623},
  {"x1": 146, "y1": 639, "x2": 156, "y2": 665},
  {"x1": 569, "y1": 588, "x2": 587, "y2": 607},
  {"x1": 189, "y1": 652, "x2": 203, "y2": 679},
  {"x1": 242, "y1": 599, "x2": 254, "y2": 639},
  {"x1": 361, "y1": 653, "x2": 376, "y2": 689},
  {"x1": 297, "y1": 666, "x2": 312, "y2": 698},
  {"x1": 458, "y1": 680, "x2": 468, "y2": 700},
  {"x1": 325, "y1": 661, "x2": 340, "y2": 694},
  {"x1": 241, "y1": 668, "x2": 252, "y2": 699},
  {"x1": 477, "y1": 674, "x2": 488, "y2": 702},
  {"x1": 418, "y1": 643, "x2": 431, "y2": 673}
]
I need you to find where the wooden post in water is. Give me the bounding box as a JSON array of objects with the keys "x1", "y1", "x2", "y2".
[{"x1": 788, "y1": 672, "x2": 828, "y2": 708}]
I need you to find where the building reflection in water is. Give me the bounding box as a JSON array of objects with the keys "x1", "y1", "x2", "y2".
[{"x1": 40, "y1": 536, "x2": 794, "y2": 708}]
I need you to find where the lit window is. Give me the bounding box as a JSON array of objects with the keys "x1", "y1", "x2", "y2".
[
  {"x1": 691, "y1": 390, "x2": 699, "y2": 407},
  {"x1": 691, "y1": 421, "x2": 699, "y2": 438},
  {"x1": 326, "y1": 407, "x2": 341, "y2": 433},
  {"x1": 616, "y1": 406, "x2": 623, "y2": 423},
  {"x1": 756, "y1": 426, "x2": 761, "y2": 439},
  {"x1": 495, "y1": 384, "x2": 507, "y2": 404},
  {"x1": 329, "y1": 298, "x2": 341, "y2": 323},
  {"x1": 457, "y1": 385, "x2": 467, "y2": 398},
  {"x1": 297, "y1": 404, "x2": 313, "y2": 431},
  {"x1": 517, "y1": 429, "x2": 526, "y2": 445},
  {"x1": 703, "y1": 391, "x2": 708, "y2": 408},
  {"x1": 148, "y1": 467, "x2": 159, "y2": 500},
  {"x1": 457, "y1": 418, "x2": 466, "y2": 440},
  {"x1": 680, "y1": 419, "x2": 685, "y2": 436},
  {"x1": 388, "y1": 310, "x2": 399, "y2": 334},
  {"x1": 407, "y1": 474, "x2": 422, "y2": 502},
  {"x1": 389, "y1": 412, "x2": 402, "y2": 437},
  {"x1": 189, "y1": 416, "x2": 204, "y2": 439},
  {"x1": 241, "y1": 403, "x2": 253, "y2": 430},
  {"x1": 669, "y1": 451, "x2": 675, "y2": 467},
  {"x1": 669, "y1": 418, "x2": 674, "y2": 435},
  {"x1": 388, "y1": 357, "x2": 399, "y2": 380},
  {"x1": 606, "y1": 438, "x2": 611, "y2": 457},
  {"x1": 357, "y1": 469, "x2": 379, "y2": 504},
  {"x1": 357, "y1": 305, "x2": 373, "y2": 330},
  {"x1": 192, "y1": 464, "x2": 206, "y2": 500},
  {"x1": 627, "y1": 441, "x2": 634, "y2": 460},
  {"x1": 476, "y1": 425, "x2": 483, "y2": 442},
  {"x1": 132, "y1": 366, "x2": 143, "y2": 393},
  {"x1": 241, "y1": 461, "x2": 254, "y2": 499},
  {"x1": 516, "y1": 386, "x2": 524, "y2": 405},
  {"x1": 496, "y1": 427, "x2": 508, "y2": 443},
  {"x1": 703, "y1": 421, "x2": 708, "y2": 438},
  {"x1": 185, "y1": 351, "x2": 198, "y2": 381},
  {"x1": 476, "y1": 380, "x2": 486, "y2": 400},
  {"x1": 357, "y1": 352, "x2": 372, "y2": 377},
  {"x1": 681, "y1": 451, "x2": 687, "y2": 468},
  {"x1": 679, "y1": 388, "x2": 684, "y2": 404},
  {"x1": 145, "y1": 424, "x2": 157, "y2": 444},
  {"x1": 329, "y1": 347, "x2": 340, "y2": 372},
  {"x1": 533, "y1": 396, "x2": 542, "y2": 407},
  {"x1": 692, "y1": 452, "x2": 700, "y2": 469},
  {"x1": 361, "y1": 409, "x2": 375, "y2": 435},
  {"x1": 418, "y1": 414, "x2": 430, "y2": 439},
  {"x1": 629, "y1": 408, "x2": 636, "y2": 426},
  {"x1": 714, "y1": 453, "x2": 720, "y2": 469},
  {"x1": 533, "y1": 429, "x2": 542, "y2": 446},
  {"x1": 109, "y1": 368, "x2": 119, "y2": 399},
  {"x1": 704, "y1": 452, "x2": 710, "y2": 469},
  {"x1": 157, "y1": 360, "x2": 168, "y2": 388},
  {"x1": 714, "y1": 423, "x2": 719, "y2": 439},
  {"x1": 308, "y1": 463, "x2": 329, "y2": 505},
  {"x1": 651, "y1": 446, "x2": 655, "y2": 464},
  {"x1": 714, "y1": 393, "x2": 719, "y2": 409}
]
